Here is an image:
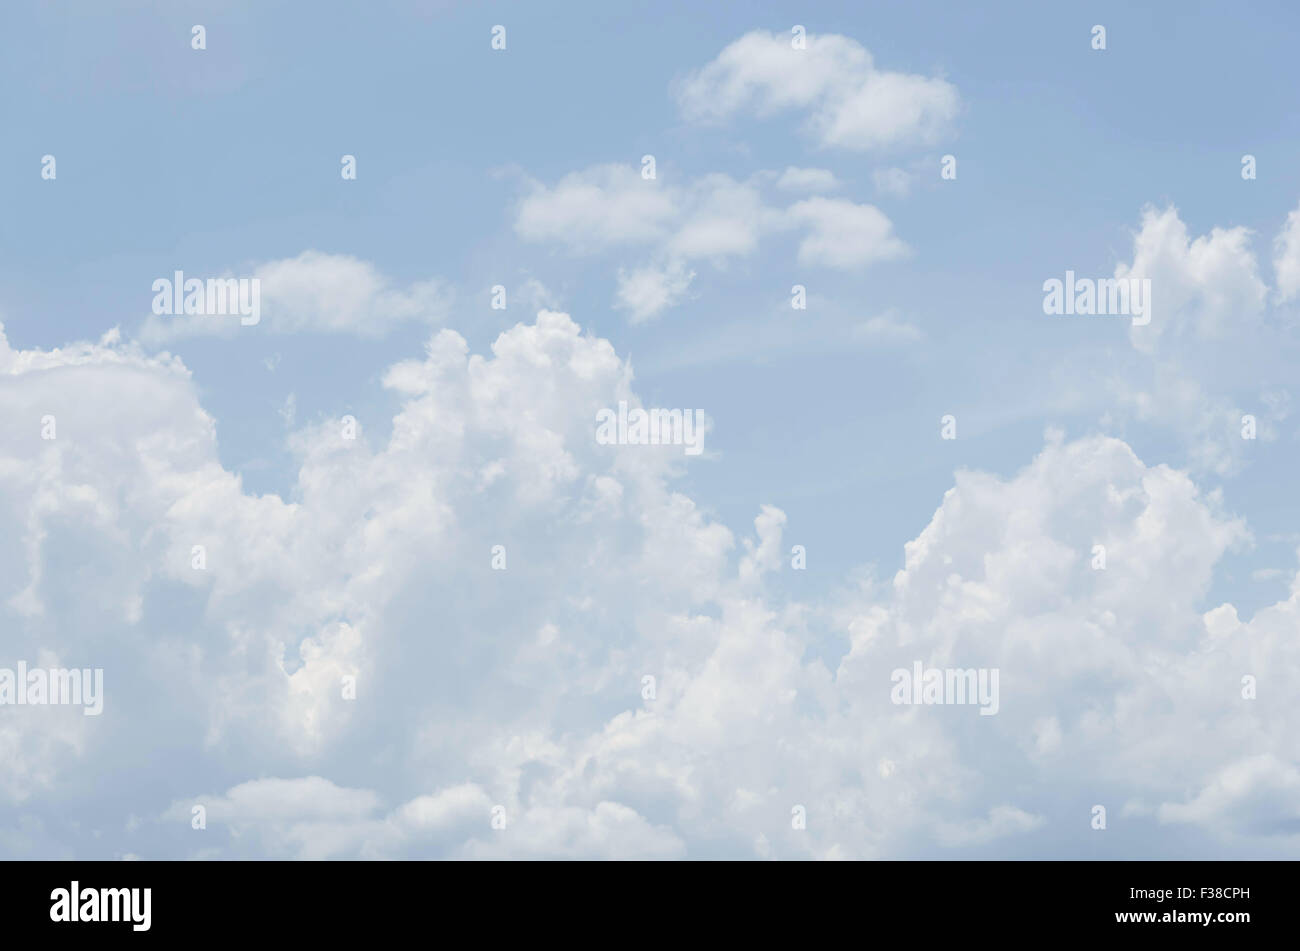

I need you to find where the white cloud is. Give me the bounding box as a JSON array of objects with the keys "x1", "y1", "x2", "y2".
[
  {"x1": 1272, "y1": 201, "x2": 1300, "y2": 304},
  {"x1": 677, "y1": 30, "x2": 959, "y2": 152},
  {"x1": 936, "y1": 805, "x2": 1045, "y2": 847},
  {"x1": 739, "y1": 504, "x2": 786, "y2": 585},
  {"x1": 138, "y1": 251, "x2": 452, "y2": 342},
  {"x1": 1117, "y1": 205, "x2": 1267, "y2": 352},
  {"x1": 854, "y1": 311, "x2": 922, "y2": 342},
  {"x1": 517, "y1": 166, "x2": 906, "y2": 318},
  {"x1": 1094, "y1": 204, "x2": 1300, "y2": 475},
  {"x1": 516, "y1": 277, "x2": 562, "y2": 312},
  {"x1": 1108, "y1": 367, "x2": 1267, "y2": 477},
  {"x1": 1158, "y1": 755, "x2": 1300, "y2": 837},
  {"x1": 775, "y1": 166, "x2": 841, "y2": 193},
  {"x1": 176, "y1": 776, "x2": 381, "y2": 825},
  {"x1": 787, "y1": 197, "x2": 909, "y2": 269},
  {"x1": 514, "y1": 164, "x2": 678, "y2": 251},
  {"x1": 2, "y1": 315, "x2": 1297, "y2": 859},
  {"x1": 872, "y1": 166, "x2": 913, "y2": 198},
  {"x1": 615, "y1": 261, "x2": 695, "y2": 323},
  {"x1": 665, "y1": 174, "x2": 770, "y2": 261}
]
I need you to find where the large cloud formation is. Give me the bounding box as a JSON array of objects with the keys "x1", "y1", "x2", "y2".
[{"x1": 0, "y1": 312, "x2": 1296, "y2": 859}]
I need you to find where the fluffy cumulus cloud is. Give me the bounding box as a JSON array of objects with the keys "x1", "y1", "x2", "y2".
[
  {"x1": 1, "y1": 312, "x2": 1297, "y2": 859},
  {"x1": 1118, "y1": 200, "x2": 1300, "y2": 348},
  {"x1": 676, "y1": 30, "x2": 959, "y2": 152},
  {"x1": 1102, "y1": 203, "x2": 1300, "y2": 475},
  {"x1": 515, "y1": 165, "x2": 906, "y2": 321},
  {"x1": 1118, "y1": 205, "x2": 1267, "y2": 353}
]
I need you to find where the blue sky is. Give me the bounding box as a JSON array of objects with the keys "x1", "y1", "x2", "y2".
[{"x1": 2, "y1": 1, "x2": 1299, "y2": 858}]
